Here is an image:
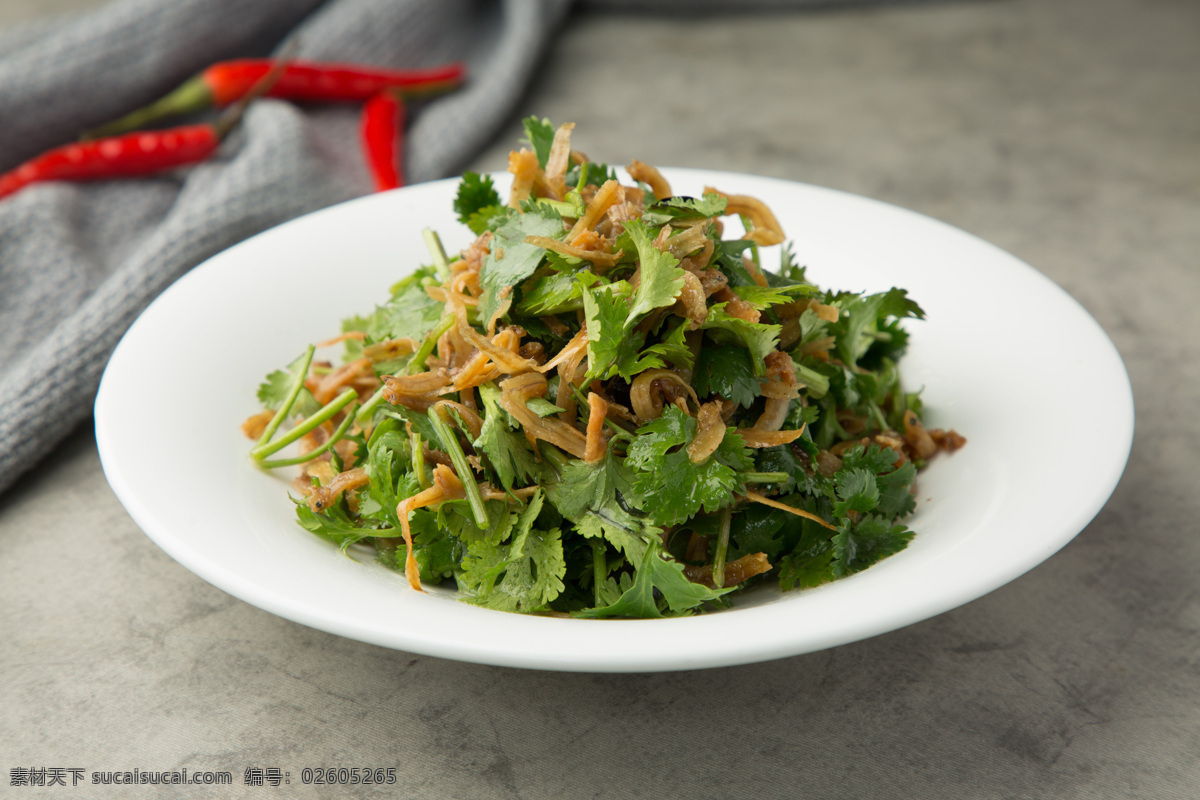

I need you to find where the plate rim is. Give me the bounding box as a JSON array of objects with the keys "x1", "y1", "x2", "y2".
[{"x1": 95, "y1": 168, "x2": 1135, "y2": 672}]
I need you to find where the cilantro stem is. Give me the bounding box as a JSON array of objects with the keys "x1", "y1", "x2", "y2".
[
  {"x1": 353, "y1": 312, "x2": 456, "y2": 428},
  {"x1": 537, "y1": 441, "x2": 570, "y2": 474},
  {"x1": 566, "y1": 381, "x2": 633, "y2": 437},
  {"x1": 867, "y1": 399, "x2": 889, "y2": 433},
  {"x1": 590, "y1": 538, "x2": 606, "y2": 607},
  {"x1": 428, "y1": 408, "x2": 489, "y2": 529},
  {"x1": 411, "y1": 429, "x2": 430, "y2": 489},
  {"x1": 742, "y1": 472, "x2": 789, "y2": 484},
  {"x1": 423, "y1": 228, "x2": 451, "y2": 281},
  {"x1": 258, "y1": 401, "x2": 357, "y2": 468},
  {"x1": 366, "y1": 414, "x2": 399, "y2": 448},
  {"x1": 712, "y1": 506, "x2": 732, "y2": 590},
  {"x1": 408, "y1": 312, "x2": 456, "y2": 375},
  {"x1": 792, "y1": 361, "x2": 830, "y2": 399},
  {"x1": 354, "y1": 385, "x2": 389, "y2": 427},
  {"x1": 250, "y1": 388, "x2": 357, "y2": 461},
  {"x1": 256, "y1": 345, "x2": 315, "y2": 449},
  {"x1": 740, "y1": 213, "x2": 762, "y2": 272}
]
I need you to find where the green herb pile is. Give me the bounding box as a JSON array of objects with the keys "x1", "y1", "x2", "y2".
[{"x1": 246, "y1": 118, "x2": 962, "y2": 618}]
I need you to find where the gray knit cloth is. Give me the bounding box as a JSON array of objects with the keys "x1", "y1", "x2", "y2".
[
  {"x1": 0, "y1": 0, "x2": 577, "y2": 495},
  {"x1": 0, "y1": 0, "x2": 879, "y2": 495}
]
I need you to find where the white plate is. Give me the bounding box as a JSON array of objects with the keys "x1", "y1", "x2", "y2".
[{"x1": 95, "y1": 169, "x2": 1133, "y2": 672}]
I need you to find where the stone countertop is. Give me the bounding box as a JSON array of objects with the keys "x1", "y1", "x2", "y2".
[{"x1": 3, "y1": 1, "x2": 1197, "y2": 797}]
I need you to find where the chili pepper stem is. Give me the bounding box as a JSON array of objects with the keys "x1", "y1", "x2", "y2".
[{"x1": 82, "y1": 77, "x2": 213, "y2": 140}]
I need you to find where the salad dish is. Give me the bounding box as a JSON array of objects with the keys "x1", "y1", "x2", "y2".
[
  {"x1": 241, "y1": 119, "x2": 965, "y2": 619},
  {"x1": 95, "y1": 122, "x2": 1133, "y2": 670}
]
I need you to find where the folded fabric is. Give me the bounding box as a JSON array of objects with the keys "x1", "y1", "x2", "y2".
[
  {"x1": 0, "y1": 0, "x2": 573, "y2": 495},
  {"x1": 0, "y1": 0, "x2": 886, "y2": 496}
]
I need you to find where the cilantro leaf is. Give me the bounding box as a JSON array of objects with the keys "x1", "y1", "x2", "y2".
[
  {"x1": 473, "y1": 383, "x2": 540, "y2": 492},
  {"x1": 863, "y1": 317, "x2": 912, "y2": 369},
  {"x1": 257, "y1": 351, "x2": 320, "y2": 417},
  {"x1": 478, "y1": 205, "x2": 564, "y2": 328},
  {"x1": 752, "y1": 443, "x2": 808, "y2": 495},
  {"x1": 376, "y1": 508, "x2": 459, "y2": 582},
  {"x1": 577, "y1": 566, "x2": 655, "y2": 618},
  {"x1": 581, "y1": 280, "x2": 641, "y2": 381},
  {"x1": 833, "y1": 468, "x2": 880, "y2": 519},
  {"x1": 700, "y1": 304, "x2": 781, "y2": 376},
  {"x1": 768, "y1": 440, "x2": 919, "y2": 589},
  {"x1": 621, "y1": 219, "x2": 686, "y2": 322},
  {"x1": 467, "y1": 205, "x2": 507, "y2": 236},
  {"x1": 526, "y1": 397, "x2": 566, "y2": 417},
  {"x1": 624, "y1": 405, "x2": 689, "y2": 463},
  {"x1": 693, "y1": 345, "x2": 759, "y2": 408},
  {"x1": 641, "y1": 318, "x2": 694, "y2": 372},
  {"x1": 840, "y1": 444, "x2": 917, "y2": 519},
  {"x1": 625, "y1": 406, "x2": 754, "y2": 527},
  {"x1": 522, "y1": 116, "x2": 556, "y2": 168},
  {"x1": 728, "y1": 503, "x2": 790, "y2": 561},
  {"x1": 454, "y1": 172, "x2": 502, "y2": 233},
  {"x1": 575, "y1": 538, "x2": 731, "y2": 619},
  {"x1": 583, "y1": 220, "x2": 684, "y2": 380},
  {"x1": 517, "y1": 268, "x2": 599, "y2": 316},
  {"x1": 656, "y1": 192, "x2": 728, "y2": 217},
  {"x1": 510, "y1": 313, "x2": 576, "y2": 347},
  {"x1": 593, "y1": 317, "x2": 694, "y2": 379},
  {"x1": 641, "y1": 192, "x2": 728, "y2": 226},
  {"x1": 731, "y1": 283, "x2": 817, "y2": 310},
  {"x1": 831, "y1": 288, "x2": 924, "y2": 367},
  {"x1": 364, "y1": 267, "x2": 444, "y2": 345},
  {"x1": 460, "y1": 490, "x2": 566, "y2": 612},
  {"x1": 777, "y1": 522, "x2": 838, "y2": 590},
  {"x1": 565, "y1": 159, "x2": 618, "y2": 189},
  {"x1": 711, "y1": 238, "x2": 758, "y2": 283},
  {"x1": 340, "y1": 314, "x2": 369, "y2": 360},
  {"x1": 440, "y1": 498, "x2": 514, "y2": 547},
  {"x1": 544, "y1": 456, "x2": 660, "y2": 561},
  {"x1": 295, "y1": 502, "x2": 379, "y2": 552},
  {"x1": 364, "y1": 423, "x2": 412, "y2": 530},
  {"x1": 777, "y1": 242, "x2": 806, "y2": 283},
  {"x1": 831, "y1": 515, "x2": 914, "y2": 578}
]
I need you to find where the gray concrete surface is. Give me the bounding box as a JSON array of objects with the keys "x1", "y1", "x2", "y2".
[{"x1": 3, "y1": 0, "x2": 1198, "y2": 798}]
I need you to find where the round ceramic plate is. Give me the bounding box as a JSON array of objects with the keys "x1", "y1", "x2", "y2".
[{"x1": 95, "y1": 169, "x2": 1133, "y2": 672}]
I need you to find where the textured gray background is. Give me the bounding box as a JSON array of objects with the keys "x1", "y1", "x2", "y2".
[{"x1": 3, "y1": 0, "x2": 1198, "y2": 798}]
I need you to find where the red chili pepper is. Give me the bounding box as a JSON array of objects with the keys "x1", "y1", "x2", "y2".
[
  {"x1": 0, "y1": 125, "x2": 219, "y2": 200},
  {"x1": 89, "y1": 59, "x2": 465, "y2": 139},
  {"x1": 361, "y1": 91, "x2": 405, "y2": 191},
  {"x1": 1, "y1": 57, "x2": 290, "y2": 200}
]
